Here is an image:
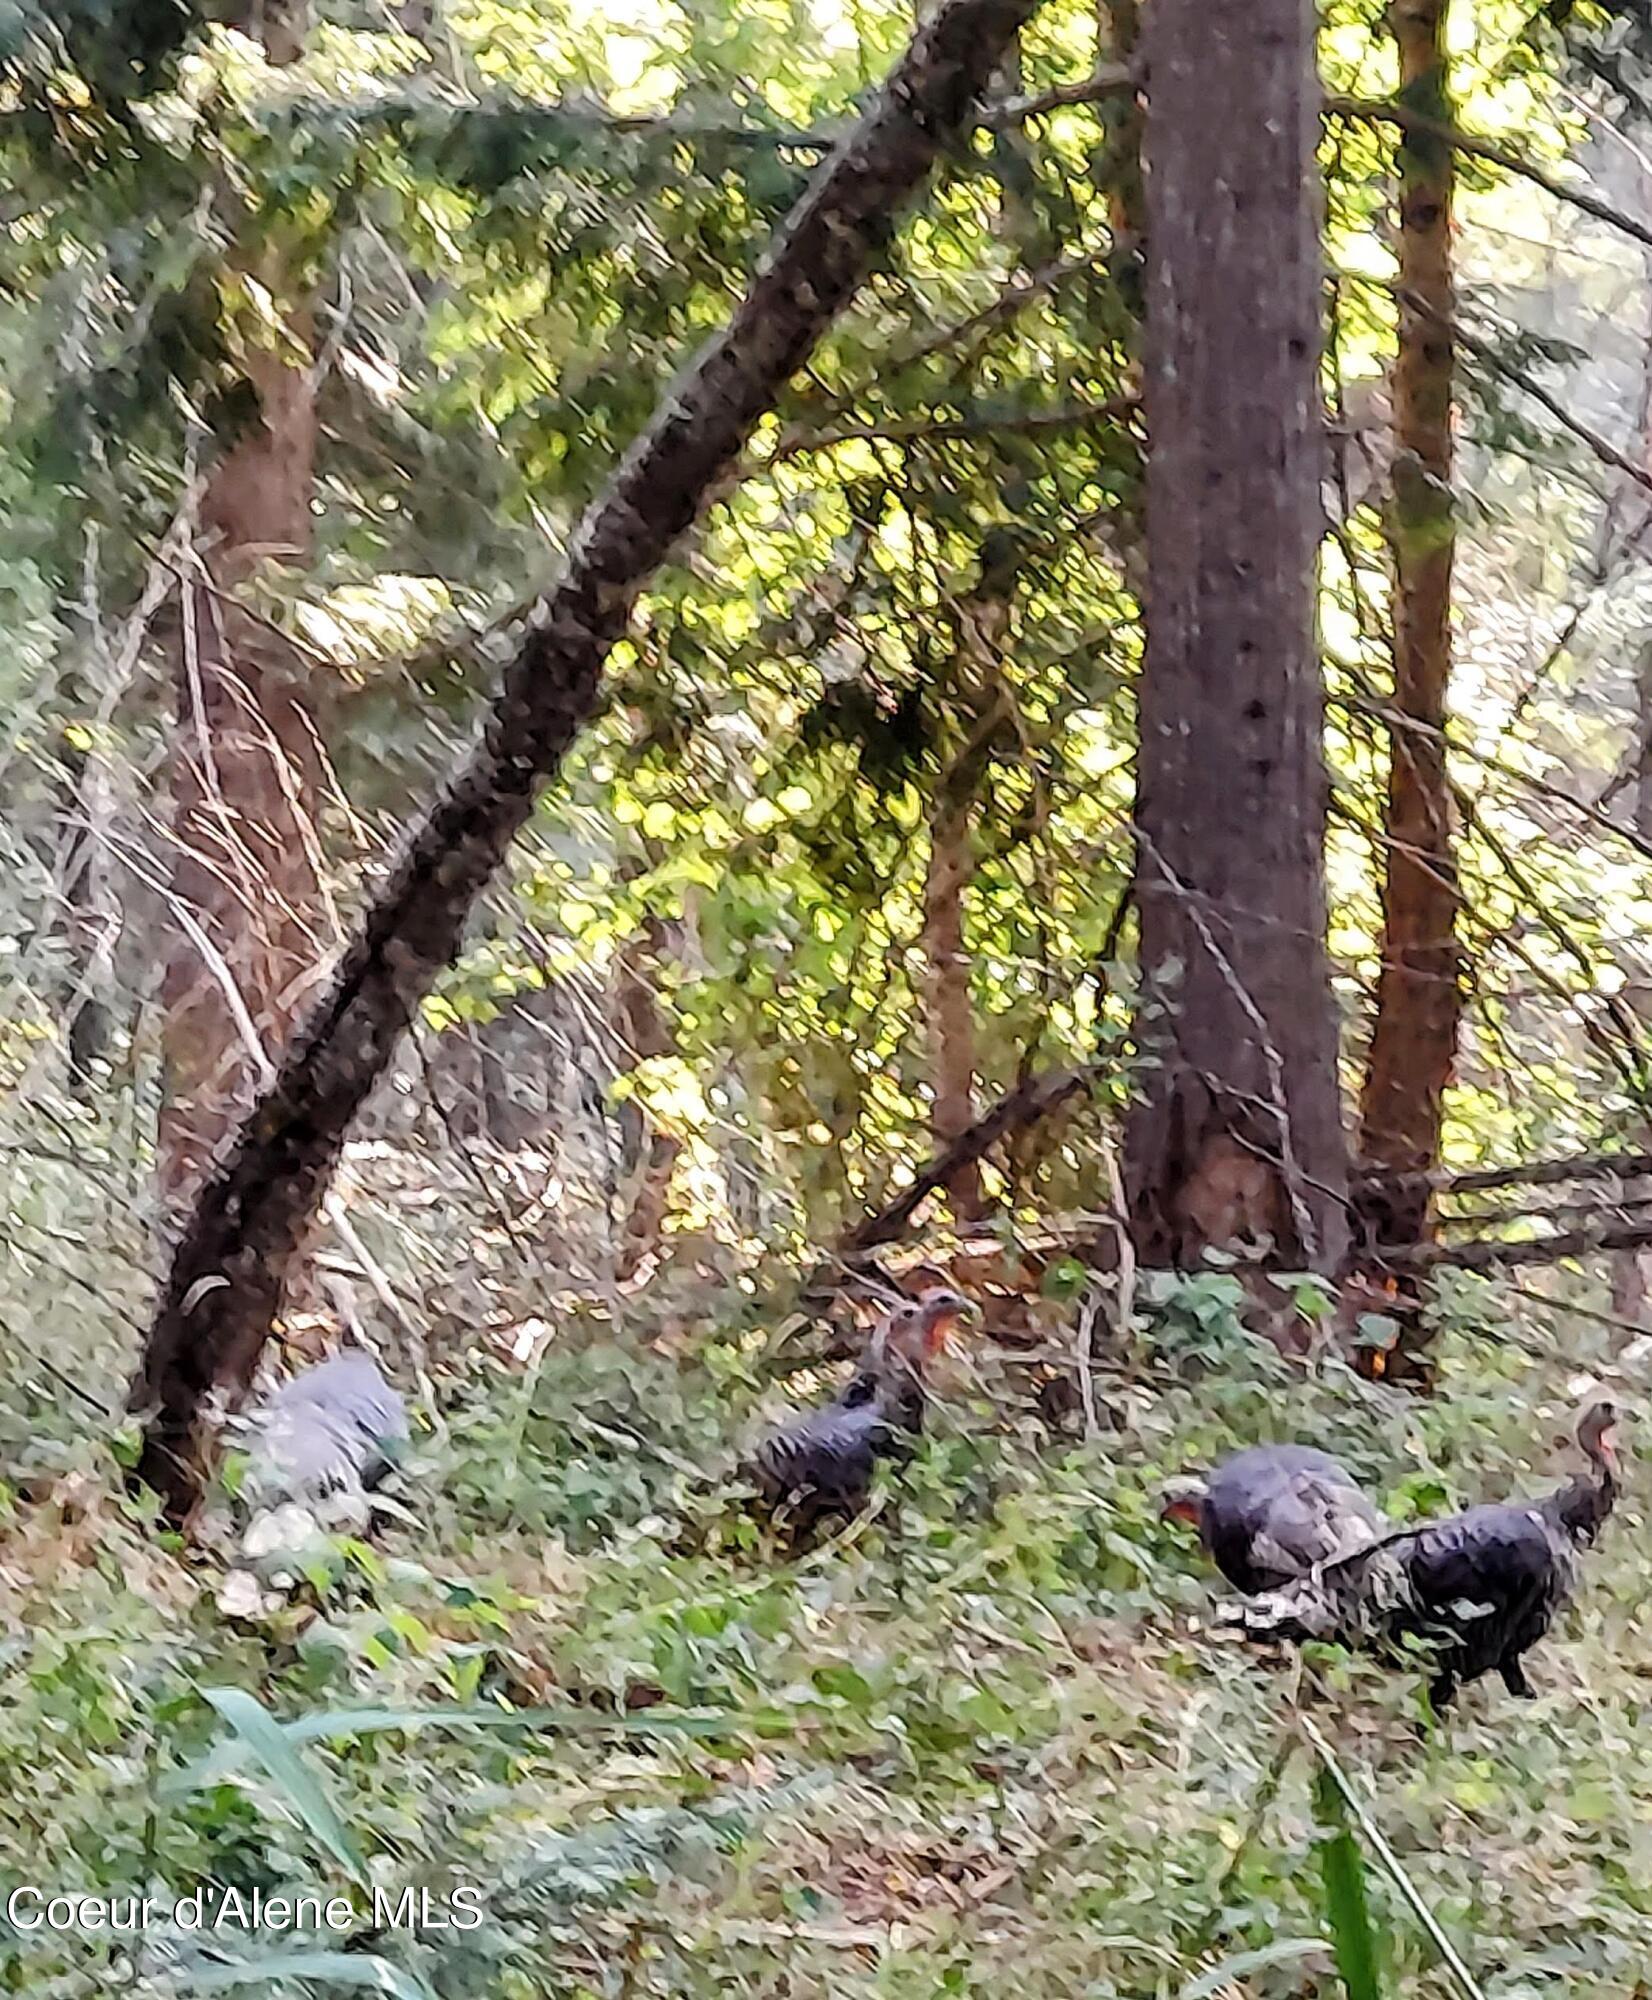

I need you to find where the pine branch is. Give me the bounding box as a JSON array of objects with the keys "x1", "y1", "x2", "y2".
[{"x1": 1326, "y1": 95, "x2": 1652, "y2": 259}]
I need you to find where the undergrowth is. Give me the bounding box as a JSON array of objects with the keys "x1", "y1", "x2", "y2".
[{"x1": 0, "y1": 1268, "x2": 1647, "y2": 1998}]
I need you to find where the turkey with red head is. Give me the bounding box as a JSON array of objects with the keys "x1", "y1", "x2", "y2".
[
  {"x1": 1232, "y1": 1400, "x2": 1624, "y2": 1707},
  {"x1": 749, "y1": 1287, "x2": 974, "y2": 1543},
  {"x1": 1162, "y1": 1443, "x2": 1385, "y2": 1595}
]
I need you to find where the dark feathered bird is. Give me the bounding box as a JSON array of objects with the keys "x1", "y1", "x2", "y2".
[
  {"x1": 749, "y1": 1288, "x2": 973, "y2": 1542},
  {"x1": 1162, "y1": 1443, "x2": 1384, "y2": 1594},
  {"x1": 1234, "y1": 1400, "x2": 1623, "y2": 1707}
]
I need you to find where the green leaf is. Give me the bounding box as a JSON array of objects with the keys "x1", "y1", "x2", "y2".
[
  {"x1": 174, "y1": 1950, "x2": 434, "y2": 1998},
  {"x1": 1315, "y1": 1765, "x2": 1385, "y2": 2000},
  {"x1": 199, "y1": 1688, "x2": 370, "y2": 1888}
]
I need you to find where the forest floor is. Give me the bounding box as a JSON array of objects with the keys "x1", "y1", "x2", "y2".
[{"x1": 1, "y1": 1266, "x2": 1649, "y2": 1999}]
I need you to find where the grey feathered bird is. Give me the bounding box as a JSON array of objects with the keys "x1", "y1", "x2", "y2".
[
  {"x1": 1162, "y1": 1443, "x2": 1384, "y2": 1595},
  {"x1": 237, "y1": 1348, "x2": 409, "y2": 1537},
  {"x1": 749, "y1": 1288, "x2": 973, "y2": 1542},
  {"x1": 1233, "y1": 1400, "x2": 1623, "y2": 1707}
]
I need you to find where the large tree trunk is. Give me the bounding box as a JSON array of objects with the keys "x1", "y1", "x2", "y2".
[
  {"x1": 157, "y1": 0, "x2": 324, "y2": 1218},
  {"x1": 129, "y1": 0, "x2": 1047, "y2": 1522},
  {"x1": 1354, "y1": 0, "x2": 1460, "y2": 1263},
  {"x1": 1123, "y1": 0, "x2": 1348, "y2": 1273}
]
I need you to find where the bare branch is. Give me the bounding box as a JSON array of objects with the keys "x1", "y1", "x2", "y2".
[{"x1": 839, "y1": 1062, "x2": 1099, "y2": 1255}]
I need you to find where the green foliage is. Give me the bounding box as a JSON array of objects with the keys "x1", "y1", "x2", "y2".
[{"x1": 0, "y1": 1279, "x2": 1639, "y2": 1994}]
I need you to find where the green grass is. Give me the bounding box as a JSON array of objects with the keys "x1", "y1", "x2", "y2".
[{"x1": 0, "y1": 1273, "x2": 1645, "y2": 1997}]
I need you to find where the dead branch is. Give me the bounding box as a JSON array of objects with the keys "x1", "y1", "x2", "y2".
[
  {"x1": 1357, "y1": 1145, "x2": 1652, "y2": 1198},
  {"x1": 1396, "y1": 1211, "x2": 1652, "y2": 1273},
  {"x1": 838, "y1": 1062, "x2": 1100, "y2": 1256},
  {"x1": 769, "y1": 394, "x2": 1140, "y2": 463},
  {"x1": 1327, "y1": 95, "x2": 1652, "y2": 259}
]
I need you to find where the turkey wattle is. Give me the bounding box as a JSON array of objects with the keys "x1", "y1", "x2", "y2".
[
  {"x1": 749, "y1": 1288, "x2": 974, "y2": 1541},
  {"x1": 1162, "y1": 1443, "x2": 1384, "y2": 1594},
  {"x1": 1232, "y1": 1400, "x2": 1623, "y2": 1706}
]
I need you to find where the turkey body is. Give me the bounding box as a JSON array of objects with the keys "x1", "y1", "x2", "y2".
[
  {"x1": 241, "y1": 1350, "x2": 409, "y2": 1527},
  {"x1": 1173, "y1": 1443, "x2": 1384, "y2": 1594},
  {"x1": 1379, "y1": 1502, "x2": 1571, "y2": 1701},
  {"x1": 751, "y1": 1369, "x2": 921, "y2": 1541},
  {"x1": 748, "y1": 1290, "x2": 968, "y2": 1544},
  {"x1": 1236, "y1": 1400, "x2": 1622, "y2": 1706}
]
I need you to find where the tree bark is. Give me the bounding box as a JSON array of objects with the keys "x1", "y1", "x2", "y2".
[
  {"x1": 1123, "y1": 0, "x2": 1349, "y2": 1272},
  {"x1": 1354, "y1": 0, "x2": 1460, "y2": 1261},
  {"x1": 128, "y1": 0, "x2": 1048, "y2": 1521},
  {"x1": 923, "y1": 542, "x2": 1018, "y2": 1224},
  {"x1": 157, "y1": 0, "x2": 325, "y2": 1219}
]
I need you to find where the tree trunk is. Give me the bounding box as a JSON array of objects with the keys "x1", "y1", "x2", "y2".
[
  {"x1": 54, "y1": 664, "x2": 118, "y2": 1093},
  {"x1": 1123, "y1": 0, "x2": 1348, "y2": 1273},
  {"x1": 611, "y1": 903, "x2": 687, "y2": 1284},
  {"x1": 128, "y1": 0, "x2": 1047, "y2": 1522},
  {"x1": 923, "y1": 543, "x2": 1018, "y2": 1224},
  {"x1": 156, "y1": 0, "x2": 325, "y2": 1220},
  {"x1": 1354, "y1": 0, "x2": 1460, "y2": 1263}
]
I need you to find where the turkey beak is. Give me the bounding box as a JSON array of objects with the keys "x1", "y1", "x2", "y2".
[{"x1": 1160, "y1": 1481, "x2": 1204, "y2": 1527}]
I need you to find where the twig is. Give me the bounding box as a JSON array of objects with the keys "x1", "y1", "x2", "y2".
[
  {"x1": 1091, "y1": 1135, "x2": 1136, "y2": 1433},
  {"x1": 1074, "y1": 1282, "x2": 1102, "y2": 1440},
  {"x1": 320, "y1": 1193, "x2": 426, "y2": 1367},
  {"x1": 982, "y1": 63, "x2": 1136, "y2": 126},
  {"x1": 1402, "y1": 285, "x2": 1652, "y2": 499},
  {"x1": 769, "y1": 395, "x2": 1139, "y2": 463}
]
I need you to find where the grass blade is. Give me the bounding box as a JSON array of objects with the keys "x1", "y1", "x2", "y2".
[
  {"x1": 1301, "y1": 1714, "x2": 1486, "y2": 2000},
  {"x1": 174, "y1": 1948, "x2": 433, "y2": 1997},
  {"x1": 162, "y1": 1700, "x2": 740, "y2": 1802},
  {"x1": 1314, "y1": 1763, "x2": 1384, "y2": 2000},
  {"x1": 200, "y1": 1688, "x2": 369, "y2": 1888},
  {"x1": 1179, "y1": 1938, "x2": 1328, "y2": 1998}
]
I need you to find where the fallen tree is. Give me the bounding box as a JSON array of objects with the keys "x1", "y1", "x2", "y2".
[{"x1": 129, "y1": 0, "x2": 1047, "y2": 1521}]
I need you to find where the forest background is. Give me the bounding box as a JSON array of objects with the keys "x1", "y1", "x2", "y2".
[{"x1": 6, "y1": 0, "x2": 1652, "y2": 1993}]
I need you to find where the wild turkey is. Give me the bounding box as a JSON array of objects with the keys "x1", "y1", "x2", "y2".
[
  {"x1": 1162, "y1": 1442, "x2": 1384, "y2": 1594},
  {"x1": 749, "y1": 1288, "x2": 973, "y2": 1542},
  {"x1": 235, "y1": 1348, "x2": 408, "y2": 1541},
  {"x1": 1233, "y1": 1400, "x2": 1623, "y2": 1707}
]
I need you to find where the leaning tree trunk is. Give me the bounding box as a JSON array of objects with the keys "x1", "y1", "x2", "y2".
[
  {"x1": 1354, "y1": 0, "x2": 1460, "y2": 1274},
  {"x1": 1124, "y1": 0, "x2": 1349, "y2": 1273},
  {"x1": 129, "y1": 0, "x2": 1048, "y2": 1522},
  {"x1": 157, "y1": 0, "x2": 325, "y2": 1219}
]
